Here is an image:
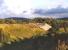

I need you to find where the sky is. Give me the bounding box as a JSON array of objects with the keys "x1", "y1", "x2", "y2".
[{"x1": 0, "y1": 0, "x2": 68, "y2": 18}]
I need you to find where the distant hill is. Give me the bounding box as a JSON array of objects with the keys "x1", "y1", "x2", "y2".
[
  {"x1": 4, "y1": 17, "x2": 31, "y2": 23},
  {"x1": 5, "y1": 17, "x2": 30, "y2": 20}
]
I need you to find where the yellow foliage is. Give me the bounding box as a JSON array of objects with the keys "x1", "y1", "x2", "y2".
[
  {"x1": 0, "y1": 23, "x2": 45, "y2": 44},
  {"x1": 58, "y1": 28, "x2": 65, "y2": 33}
]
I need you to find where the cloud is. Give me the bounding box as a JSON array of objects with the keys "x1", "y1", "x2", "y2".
[
  {"x1": 31, "y1": 0, "x2": 68, "y2": 9},
  {"x1": 33, "y1": 6, "x2": 68, "y2": 15},
  {"x1": 0, "y1": 0, "x2": 4, "y2": 6},
  {"x1": 4, "y1": 0, "x2": 32, "y2": 14},
  {"x1": 33, "y1": 6, "x2": 68, "y2": 18},
  {"x1": 0, "y1": 0, "x2": 32, "y2": 18},
  {"x1": 33, "y1": 9, "x2": 46, "y2": 15},
  {"x1": 0, "y1": 0, "x2": 68, "y2": 18},
  {"x1": 45, "y1": 7, "x2": 68, "y2": 14}
]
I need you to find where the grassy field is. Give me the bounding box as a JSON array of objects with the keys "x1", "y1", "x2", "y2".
[{"x1": 0, "y1": 23, "x2": 47, "y2": 46}]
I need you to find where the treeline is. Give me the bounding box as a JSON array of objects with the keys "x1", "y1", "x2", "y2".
[{"x1": 0, "y1": 17, "x2": 68, "y2": 24}]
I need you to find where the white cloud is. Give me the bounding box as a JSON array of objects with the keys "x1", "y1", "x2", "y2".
[
  {"x1": 31, "y1": 0, "x2": 68, "y2": 9},
  {"x1": 0, "y1": 0, "x2": 68, "y2": 18},
  {"x1": 4, "y1": 0, "x2": 32, "y2": 14}
]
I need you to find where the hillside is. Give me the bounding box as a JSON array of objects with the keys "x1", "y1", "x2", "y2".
[
  {"x1": 0, "y1": 17, "x2": 68, "y2": 48},
  {"x1": 0, "y1": 23, "x2": 50, "y2": 46},
  {"x1": 5, "y1": 17, "x2": 30, "y2": 21}
]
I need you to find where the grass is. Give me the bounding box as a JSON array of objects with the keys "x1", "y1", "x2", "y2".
[{"x1": 0, "y1": 23, "x2": 46, "y2": 46}]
